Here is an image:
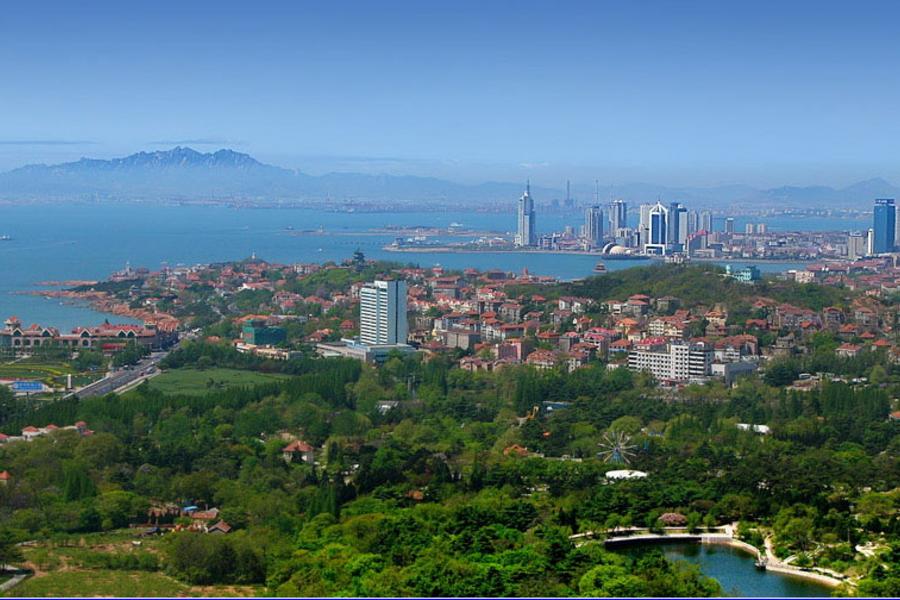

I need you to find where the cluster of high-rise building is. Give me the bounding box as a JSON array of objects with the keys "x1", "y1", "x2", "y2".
[
  {"x1": 515, "y1": 182, "x2": 723, "y2": 255},
  {"x1": 513, "y1": 185, "x2": 900, "y2": 262}
]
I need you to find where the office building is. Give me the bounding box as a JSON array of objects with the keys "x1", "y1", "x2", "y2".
[
  {"x1": 645, "y1": 202, "x2": 668, "y2": 254},
  {"x1": 677, "y1": 210, "x2": 689, "y2": 247},
  {"x1": 725, "y1": 217, "x2": 735, "y2": 235},
  {"x1": 359, "y1": 279, "x2": 408, "y2": 345},
  {"x1": 515, "y1": 182, "x2": 536, "y2": 247},
  {"x1": 873, "y1": 198, "x2": 896, "y2": 254},
  {"x1": 609, "y1": 199, "x2": 627, "y2": 234},
  {"x1": 700, "y1": 210, "x2": 713, "y2": 232},
  {"x1": 241, "y1": 319, "x2": 287, "y2": 346},
  {"x1": 584, "y1": 205, "x2": 604, "y2": 247},
  {"x1": 666, "y1": 202, "x2": 688, "y2": 249}
]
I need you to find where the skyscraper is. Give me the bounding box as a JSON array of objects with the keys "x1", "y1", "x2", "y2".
[
  {"x1": 584, "y1": 205, "x2": 604, "y2": 247},
  {"x1": 645, "y1": 202, "x2": 668, "y2": 254},
  {"x1": 873, "y1": 198, "x2": 896, "y2": 254},
  {"x1": 667, "y1": 202, "x2": 682, "y2": 247},
  {"x1": 609, "y1": 199, "x2": 627, "y2": 234},
  {"x1": 700, "y1": 210, "x2": 713, "y2": 232},
  {"x1": 515, "y1": 182, "x2": 536, "y2": 247},
  {"x1": 639, "y1": 204, "x2": 652, "y2": 246},
  {"x1": 359, "y1": 279, "x2": 408, "y2": 345},
  {"x1": 687, "y1": 210, "x2": 699, "y2": 235},
  {"x1": 665, "y1": 202, "x2": 688, "y2": 250},
  {"x1": 725, "y1": 217, "x2": 735, "y2": 235}
]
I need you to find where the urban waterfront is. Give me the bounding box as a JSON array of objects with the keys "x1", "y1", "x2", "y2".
[{"x1": 0, "y1": 203, "x2": 854, "y2": 329}]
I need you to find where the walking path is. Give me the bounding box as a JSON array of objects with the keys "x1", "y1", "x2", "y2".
[
  {"x1": 0, "y1": 567, "x2": 30, "y2": 594},
  {"x1": 762, "y1": 535, "x2": 849, "y2": 587}
]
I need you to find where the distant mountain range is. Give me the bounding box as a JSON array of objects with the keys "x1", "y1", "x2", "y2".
[{"x1": 0, "y1": 146, "x2": 897, "y2": 210}]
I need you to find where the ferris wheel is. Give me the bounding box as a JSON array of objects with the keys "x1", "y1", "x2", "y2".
[{"x1": 597, "y1": 431, "x2": 638, "y2": 464}]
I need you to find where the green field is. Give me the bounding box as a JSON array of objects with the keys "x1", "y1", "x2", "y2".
[
  {"x1": 6, "y1": 531, "x2": 260, "y2": 597},
  {"x1": 146, "y1": 367, "x2": 289, "y2": 395},
  {"x1": 8, "y1": 570, "x2": 188, "y2": 597}
]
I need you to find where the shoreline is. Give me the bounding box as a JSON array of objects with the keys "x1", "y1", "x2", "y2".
[
  {"x1": 597, "y1": 530, "x2": 847, "y2": 589},
  {"x1": 699, "y1": 535, "x2": 845, "y2": 589},
  {"x1": 385, "y1": 246, "x2": 612, "y2": 257},
  {"x1": 20, "y1": 289, "x2": 178, "y2": 330},
  {"x1": 384, "y1": 245, "x2": 815, "y2": 265}
]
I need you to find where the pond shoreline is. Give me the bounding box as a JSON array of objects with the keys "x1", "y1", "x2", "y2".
[{"x1": 597, "y1": 529, "x2": 846, "y2": 590}]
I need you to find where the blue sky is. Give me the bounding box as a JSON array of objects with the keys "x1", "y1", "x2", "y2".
[{"x1": 2, "y1": 0, "x2": 900, "y2": 187}]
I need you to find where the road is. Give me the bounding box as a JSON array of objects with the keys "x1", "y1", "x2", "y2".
[{"x1": 68, "y1": 351, "x2": 167, "y2": 399}]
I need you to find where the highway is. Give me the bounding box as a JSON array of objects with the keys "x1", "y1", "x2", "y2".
[{"x1": 68, "y1": 352, "x2": 167, "y2": 399}]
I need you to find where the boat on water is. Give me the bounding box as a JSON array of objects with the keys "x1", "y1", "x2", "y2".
[
  {"x1": 0, "y1": 235, "x2": 11, "y2": 241},
  {"x1": 755, "y1": 557, "x2": 768, "y2": 570},
  {"x1": 593, "y1": 261, "x2": 607, "y2": 273}
]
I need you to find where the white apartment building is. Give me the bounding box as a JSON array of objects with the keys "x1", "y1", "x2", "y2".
[{"x1": 627, "y1": 339, "x2": 712, "y2": 381}]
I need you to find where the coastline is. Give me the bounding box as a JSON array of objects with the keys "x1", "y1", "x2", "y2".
[
  {"x1": 385, "y1": 246, "x2": 608, "y2": 257},
  {"x1": 384, "y1": 245, "x2": 815, "y2": 265},
  {"x1": 686, "y1": 256, "x2": 817, "y2": 265},
  {"x1": 20, "y1": 289, "x2": 178, "y2": 330}
]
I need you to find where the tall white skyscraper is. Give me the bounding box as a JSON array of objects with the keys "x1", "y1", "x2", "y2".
[
  {"x1": 700, "y1": 210, "x2": 713, "y2": 232},
  {"x1": 639, "y1": 204, "x2": 652, "y2": 246},
  {"x1": 359, "y1": 279, "x2": 408, "y2": 345},
  {"x1": 584, "y1": 205, "x2": 604, "y2": 246},
  {"x1": 515, "y1": 182, "x2": 536, "y2": 247},
  {"x1": 609, "y1": 199, "x2": 627, "y2": 234}
]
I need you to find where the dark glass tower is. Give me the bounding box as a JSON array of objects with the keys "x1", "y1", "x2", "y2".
[{"x1": 873, "y1": 198, "x2": 896, "y2": 254}]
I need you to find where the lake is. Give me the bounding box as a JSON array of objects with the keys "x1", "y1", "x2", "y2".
[
  {"x1": 621, "y1": 542, "x2": 834, "y2": 597},
  {"x1": 0, "y1": 203, "x2": 856, "y2": 330}
]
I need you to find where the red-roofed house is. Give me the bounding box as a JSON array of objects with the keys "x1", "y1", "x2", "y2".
[{"x1": 282, "y1": 440, "x2": 315, "y2": 464}]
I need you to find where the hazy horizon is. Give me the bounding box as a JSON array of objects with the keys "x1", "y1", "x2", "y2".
[{"x1": 4, "y1": 0, "x2": 900, "y2": 188}]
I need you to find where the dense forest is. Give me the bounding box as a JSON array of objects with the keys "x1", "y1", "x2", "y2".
[{"x1": 1, "y1": 334, "x2": 898, "y2": 595}]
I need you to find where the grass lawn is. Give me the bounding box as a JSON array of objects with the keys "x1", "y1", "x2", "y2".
[
  {"x1": 146, "y1": 367, "x2": 289, "y2": 395},
  {"x1": 0, "y1": 358, "x2": 103, "y2": 388},
  {"x1": 8, "y1": 570, "x2": 188, "y2": 597}
]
